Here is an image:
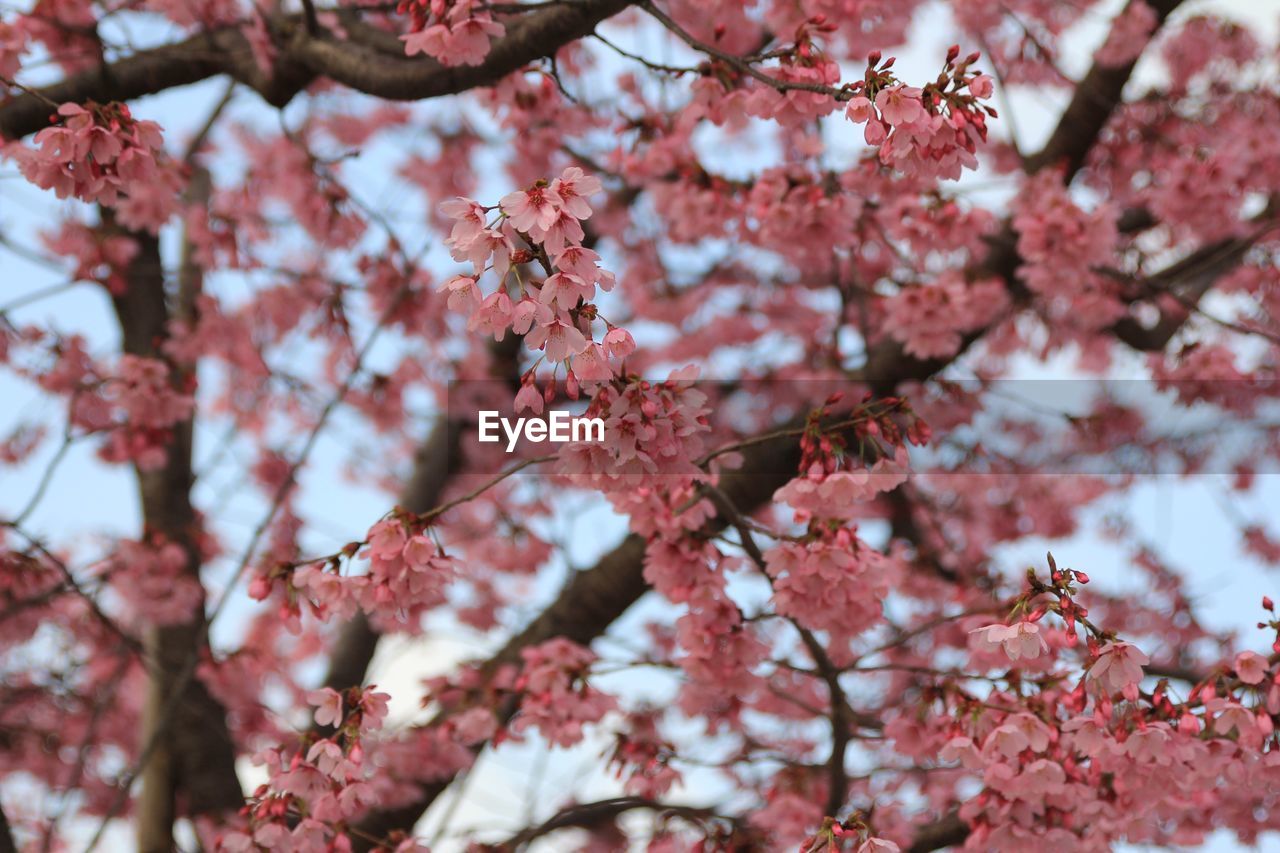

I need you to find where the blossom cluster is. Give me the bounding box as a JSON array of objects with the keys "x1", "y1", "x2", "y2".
[
  {"x1": 399, "y1": 0, "x2": 503, "y2": 66},
  {"x1": 843, "y1": 48, "x2": 996, "y2": 181},
  {"x1": 96, "y1": 355, "x2": 195, "y2": 469},
  {"x1": 556, "y1": 367, "x2": 711, "y2": 493},
  {"x1": 776, "y1": 446, "x2": 911, "y2": 520},
  {"x1": 509, "y1": 638, "x2": 616, "y2": 747},
  {"x1": 11, "y1": 101, "x2": 180, "y2": 231},
  {"x1": 766, "y1": 530, "x2": 899, "y2": 640},
  {"x1": 217, "y1": 687, "x2": 400, "y2": 851},
  {"x1": 1012, "y1": 169, "x2": 1123, "y2": 331},
  {"x1": 32, "y1": 348, "x2": 193, "y2": 470},
  {"x1": 40, "y1": 221, "x2": 139, "y2": 295},
  {"x1": 250, "y1": 515, "x2": 456, "y2": 630},
  {"x1": 96, "y1": 537, "x2": 203, "y2": 626},
  {"x1": 881, "y1": 272, "x2": 1008, "y2": 359},
  {"x1": 896, "y1": 566, "x2": 1280, "y2": 851},
  {"x1": 439, "y1": 168, "x2": 633, "y2": 387}
]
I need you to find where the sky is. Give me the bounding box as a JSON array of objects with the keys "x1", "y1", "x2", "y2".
[{"x1": 2, "y1": 0, "x2": 1280, "y2": 849}]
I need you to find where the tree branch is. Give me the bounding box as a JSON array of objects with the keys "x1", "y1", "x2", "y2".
[
  {"x1": 491, "y1": 796, "x2": 738, "y2": 849},
  {"x1": 0, "y1": 0, "x2": 637, "y2": 140},
  {"x1": 105, "y1": 211, "x2": 243, "y2": 850},
  {"x1": 906, "y1": 812, "x2": 968, "y2": 853},
  {"x1": 1109, "y1": 199, "x2": 1279, "y2": 351},
  {"x1": 0, "y1": 801, "x2": 16, "y2": 853},
  {"x1": 1023, "y1": 0, "x2": 1185, "y2": 178}
]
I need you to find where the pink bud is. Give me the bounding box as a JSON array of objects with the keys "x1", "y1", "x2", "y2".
[
  {"x1": 845, "y1": 95, "x2": 873, "y2": 123},
  {"x1": 864, "y1": 119, "x2": 888, "y2": 146},
  {"x1": 249, "y1": 575, "x2": 272, "y2": 600}
]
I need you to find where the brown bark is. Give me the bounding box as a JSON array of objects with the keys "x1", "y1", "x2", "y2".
[
  {"x1": 906, "y1": 812, "x2": 969, "y2": 853},
  {"x1": 0, "y1": 0, "x2": 637, "y2": 140},
  {"x1": 0, "y1": 803, "x2": 15, "y2": 853},
  {"x1": 1023, "y1": 0, "x2": 1185, "y2": 178},
  {"x1": 107, "y1": 194, "x2": 243, "y2": 850}
]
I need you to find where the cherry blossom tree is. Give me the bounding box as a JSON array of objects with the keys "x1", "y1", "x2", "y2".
[{"x1": 1, "y1": 0, "x2": 1279, "y2": 850}]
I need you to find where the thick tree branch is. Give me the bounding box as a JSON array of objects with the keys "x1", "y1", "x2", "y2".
[
  {"x1": 491, "y1": 796, "x2": 739, "y2": 849},
  {"x1": 1023, "y1": 0, "x2": 1184, "y2": 178},
  {"x1": 106, "y1": 205, "x2": 243, "y2": 849},
  {"x1": 906, "y1": 812, "x2": 968, "y2": 853},
  {"x1": 0, "y1": 802, "x2": 15, "y2": 853},
  {"x1": 0, "y1": 0, "x2": 636, "y2": 140},
  {"x1": 291, "y1": 0, "x2": 634, "y2": 100},
  {"x1": 1109, "y1": 200, "x2": 1278, "y2": 351}
]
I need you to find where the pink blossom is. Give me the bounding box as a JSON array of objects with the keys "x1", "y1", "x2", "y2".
[
  {"x1": 440, "y1": 196, "x2": 486, "y2": 247},
  {"x1": 874, "y1": 84, "x2": 925, "y2": 126},
  {"x1": 845, "y1": 95, "x2": 873, "y2": 123},
  {"x1": 939, "y1": 735, "x2": 983, "y2": 769},
  {"x1": 438, "y1": 273, "x2": 482, "y2": 313},
  {"x1": 553, "y1": 245, "x2": 608, "y2": 284},
  {"x1": 549, "y1": 166, "x2": 602, "y2": 220},
  {"x1": 367, "y1": 519, "x2": 408, "y2": 563},
  {"x1": 525, "y1": 313, "x2": 589, "y2": 362},
  {"x1": 969, "y1": 74, "x2": 994, "y2": 98},
  {"x1": 515, "y1": 380, "x2": 545, "y2": 415},
  {"x1": 403, "y1": 24, "x2": 454, "y2": 60},
  {"x1": 864, "y1": 118, "x2": 888, "y2": 145},
  {"x1": 1125, "y1": 724, "x2": 1172, "y2": 764},
  {"x1": 982, "y1": 713, "x2": 1053, "y2": 759},
  {"x1": 1212, "y1": 700, "x2": 1256, "y2": 739},
  {"x1": 500, "y1": 184, "x2": 563, "y2": 235},
  {"x1": 1235, "y1": 650, "x2": 1268, "y2": 685},
  {"x1": 539, "y1": 272, "x2": 592, "y2": 311},
  {"x1": 307, "y1": 688, "x2": 344, "y2": 728},
  {"x1": 570, "y1": 343, "x2": 613, "y2": 382},
  {"x1": 603, "y1": 327, "x2": 635, "y2": 359},
  {"x1": 1089, "y1": 641, "x2": 1150, "y2": 696},
  {"x1": 536, "y1": 207, "x2": 587, "y2": 255},
  {"x1": 401, "y1": 2, "x2": 504, "y2": 66},
  {"x1": 357, "y1": 688, "x2": 391, "y2": 732},
  {"x1": 443, "y1": 13, "x2": 504, "y2": 65},
  {"x1": 857, "y1": 839, "x2": 900, "y2": 853},
  {"x1": 970, "y1": 620, "x2": 1048, "y2": 661},
  {"x1": 511, "y1": 297, "x2": 550, "y2": 336},
  {"x1": 450, "y1": 707, "x2": 497, "y2": 745},
  {"x1": 467, "y1": 290, "x2": 514, "y2": 340}
]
